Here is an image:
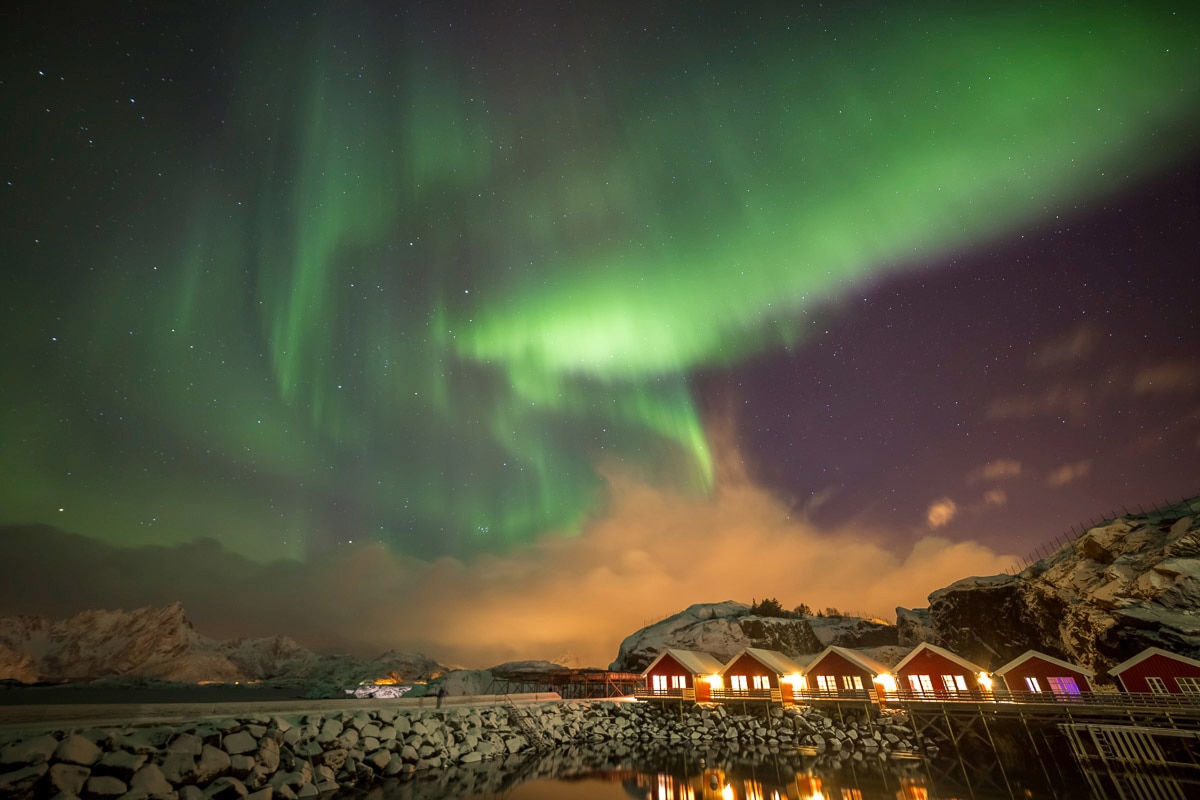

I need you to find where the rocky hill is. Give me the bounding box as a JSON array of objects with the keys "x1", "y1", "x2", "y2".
[
  {"x1": 609, "y1": 600, "x2": 897, "y2": 671},
  {"x1": 0, "y1": 602, "x2": 445, "y2": 686},
  {"x1": 898, "y1": 498, "x2": 1200, "y2": 678}
]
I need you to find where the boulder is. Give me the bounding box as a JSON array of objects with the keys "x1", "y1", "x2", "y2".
[
  {"x1": 54, "y1": 734, "x2": 102, "y2": 767},
  {"x1": 49, "y1": 762, "x2": 91, "y2": 796},
  {"x1": 86, "y1": 775, "x2": 129, "y2": 798},
  {"x1": 0, "y1": 734, "x2": 59, "y2": 767},
  {"x1": 0, "y1": 763, "x2": 49, "y2": 799},
  {"x1": 130, "y1": 764, "x2": 174, "y2": 796},
  {"x1": 203, "y1": 776, "x2": 248, "y2": 800},
  {"x1": 221, "y1": 732, "x2": 258, "y2": 757},
  {"x1": 96, "y1": 751, "x2": 148, "y2": 782},
  {"x1": 195, "y1": 745, "x2": 231, "y2": 783}
]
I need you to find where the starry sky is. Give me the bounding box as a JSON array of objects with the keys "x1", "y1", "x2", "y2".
[{"x1": 2, "y1": 1, "x2": 1198, "y2": 667}]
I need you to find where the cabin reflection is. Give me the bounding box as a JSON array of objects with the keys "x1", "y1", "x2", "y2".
[{"x1": 629, "y1": 766, "x2": 918, "y2": 800}]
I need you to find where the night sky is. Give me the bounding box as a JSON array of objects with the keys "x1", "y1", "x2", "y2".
[{"x1": 2, "y1": 1, "x2": 1198, "y2": 667}]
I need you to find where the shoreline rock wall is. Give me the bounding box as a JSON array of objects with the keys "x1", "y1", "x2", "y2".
[{"x1": 0, "y1": 700, "x2": 923, "y2": 799}]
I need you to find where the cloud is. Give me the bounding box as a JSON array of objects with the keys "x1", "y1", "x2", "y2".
[
  {"x1": 985, "y1": 384, "x2": 1089, "y2": 422},
  {"x1": 1028, "y1": 323, "x2": 1101, "y2": 369},
  {"x1": 1132, "y1": 361, "x2": 1200, "y2": 395},
  {"x1": 925, "y1": 497, "x2": 958, "y2": 528},
  {"x1": 966, "y1": 459, "x2": 1022, "y2": 484},
  {"x1": 983, "y1": 489, "x2": 1007, "y2": 507},
  {"x1": 1046, "y1": 460, "x2": 1091, "y2": 488},
  {"x1": 0, "y1": 466, "x2": 1015, "y2": 670}
]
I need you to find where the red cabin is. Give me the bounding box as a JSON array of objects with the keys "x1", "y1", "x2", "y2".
[
  {"x1": 1108, "y1": 647, "x2": 1200, "y2": 696},
  {"x1": 993, "y1": 650, "x2": 1094, "y2": 696},
  {"x1": 720, "y1": 648, "x2": 805, "y2": 697},
  {"x1": 892, "y1": 642, "x2": 989, "y2": 698},
  {"x1": 800, "y1": 645, "x2": 890, "y2": 699},
  {"x1": 641, "y1": 649, "x2": 725, "y2": 701}
]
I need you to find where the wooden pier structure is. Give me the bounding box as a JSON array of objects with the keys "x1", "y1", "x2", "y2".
[{"x1": 486, "y1": 667, "x2": 644, "y2": 699}]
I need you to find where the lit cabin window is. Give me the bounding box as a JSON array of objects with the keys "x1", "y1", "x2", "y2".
[
  {"x1": 1048, "y1": 676, "x2": 1080, "y2": 695},
  {"x1": 652, "y1": 675, "x2": 668, "y2": 692},
  {"x1": 730, "y1": 675, "x2": 748, "y2": 691},
  {"x1": 670, "y1": 675, "x2": 686, "y2": 689},
  {"x1": 941, "y1": 675, "x2": 967, "y2": 692},
  {"x1": 817, "y1": 675, "x2": 836, "y2": 692},
  {"x1": 1025, "y1": 677, "x2": 1042, "y2": 692},
  {"x1": 752, "y1": 675, "x2": 770, "y2": 690},
  {"x1": 1146, "y1": 677, "x2": 1168, "y2": 694},
  {"x1": 841, "y1": 675, "x2": 863, "y2": 691},
  {"x1": 1177, "y1": 678, "x2": 1200, "y2": 696},
  {"x1": 909, "y1": 675, "x2": 934, "y2": 694}
]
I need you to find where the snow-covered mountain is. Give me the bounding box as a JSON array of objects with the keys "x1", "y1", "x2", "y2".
[
  {"x1": 0, "y1": 601, "x2": 445, "y2": 685},
  {"x1": 609, "y1": 600, "x2": 897, "y2": 671},
  {"x1": 899, "y1": 498, "x2": 1200, "y2": 677}
]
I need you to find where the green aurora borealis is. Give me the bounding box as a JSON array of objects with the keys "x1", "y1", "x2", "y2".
[{"x1": 3, "y1": 1, "x2": 1199, "y2": 562}]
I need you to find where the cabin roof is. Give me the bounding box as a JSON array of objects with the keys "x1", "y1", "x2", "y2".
[
  {"x1": 724, "y1": 647, "x2": 805, "y2": 676},
  {"x1": 803, "y1": 645, "x2": 891, "y2": 676},
  {"x1": 1108, "y1": 646, "x2": 1200, "y2": 675},
  {"x1": 993, "y1": 649, "x2": 1095, "y2": 678},
  {"x1": 892, "y1": 642, "x2": 987, "y2": 675},
  {"x1": 641, "y1": 648, "x2": 725, "y2": 676}
]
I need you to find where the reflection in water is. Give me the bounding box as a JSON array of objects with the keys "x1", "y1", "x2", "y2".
[{"x1": 339, "y1": 738, "x2": 1198, "y2": 800}]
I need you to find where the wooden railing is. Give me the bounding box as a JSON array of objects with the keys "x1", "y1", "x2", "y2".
[
  {"x1": 881, "y1": 689, "x2": 1200, "y2": 711},
  {"x1": 631, "y1": 685, "x2": 1200, "y2": 714}
]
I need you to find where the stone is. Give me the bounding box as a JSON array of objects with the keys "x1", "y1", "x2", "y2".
[
  {"x1": 113, "y1": 733, "x2": 160, "y2": 755},
  {"x1": 332, "y1": 729, "x2": 359, "y2": 750},
  {"x1": 87, "y1": 775, "x2": 129, "y2": 798},
  {"x1": 130, "y1": 764, "x2": 174, "y2": 796},
  {"x1": 0, "y1": 762, "x2": 48, "y2": 799},
  {"x1": 315, "y1": 721, "x2": 342, "y2": 744},
  {"x1": 291, "y1": 741, "x2": 321, "y2": 758},
  {"x1": 168, "y1": 734, "x2": 204, "y2": 757},
  {"x1": 267, "y1": 771, "x2": 304, "y2": 790},
  {"x1": 195, "y1": 745, "x2": 231, "y2": 783},
  {"x1": 159, "y1": 752, "x2": 197, "y2": 785},
  {"x1": 295, "y1": 784, "x2": 318, "y2": 798},
  {"x1": 96, "y1": 752, "x2": 149, "y2": 782},
  {"x1": 222, "y1": 732, "x2": 258, "y2": 757},
  {"x1": 49, "y1": 762, "x2": 91, "y2": 796},
  {"x1": 244, "y1": 788, "x2": 272, "y2": 800},
  {"x1": 274, "y1": 787, "x2": 296, "y2": 800},
  {"x1": 1, "y1": 734, "x2": 59, "y2": 767},
  {"x1": 359, "y1": 724, "x2": 381, "y2": 739},
  {"x1": 179, "y1": 786, "x2": 205, "y2": 800},
  {"x1": 228, "y1": 755, "x2": 255, "y2": 778},
  {"x1": 317, "y1": 749, "x2": 347, "y2": 772},
  {"x1": 255, "y1": 738, "x2": 279, "y2": 773},
  {"x1": 54, "y1": 734, "x2": 102, "y2": 767},
  {"x1": 364, "y1": 749, "x2": 391, "y2": 771},
  {"x1": 243, "y1": 726, "x2": 267, "y2": 740},
  {"x1": 203, "y1": 776, "x2": 248, "y2": 800}
]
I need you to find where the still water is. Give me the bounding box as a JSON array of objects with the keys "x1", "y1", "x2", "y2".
[{"x1": 338, "y1": 740, "x2": 1200, "y2": 800}]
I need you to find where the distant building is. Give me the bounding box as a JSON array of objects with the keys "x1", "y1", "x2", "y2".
[
  {"x1": 641, "y1": 649, "x2": 726, "y2": 701},
  {"x1": 892, "y1": 642, "x2": 990, "y2": 698},
  {"x1": 993, "y1": 650, "x2": 1094, "y2": 696},
  {"x1": 1108, "y1": 647, "x2": 1200, "y2": 696},
  {"x1": 799, "y1": 645, "x2": 891, "y2": 700},
  {"x1": 720, "y1": 647, "x2": 806, "y2": 700}
]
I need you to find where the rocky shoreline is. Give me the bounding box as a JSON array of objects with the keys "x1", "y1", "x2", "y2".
[{"x1": 0, "y1": 698, "x2": 925, "y2": 799}]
